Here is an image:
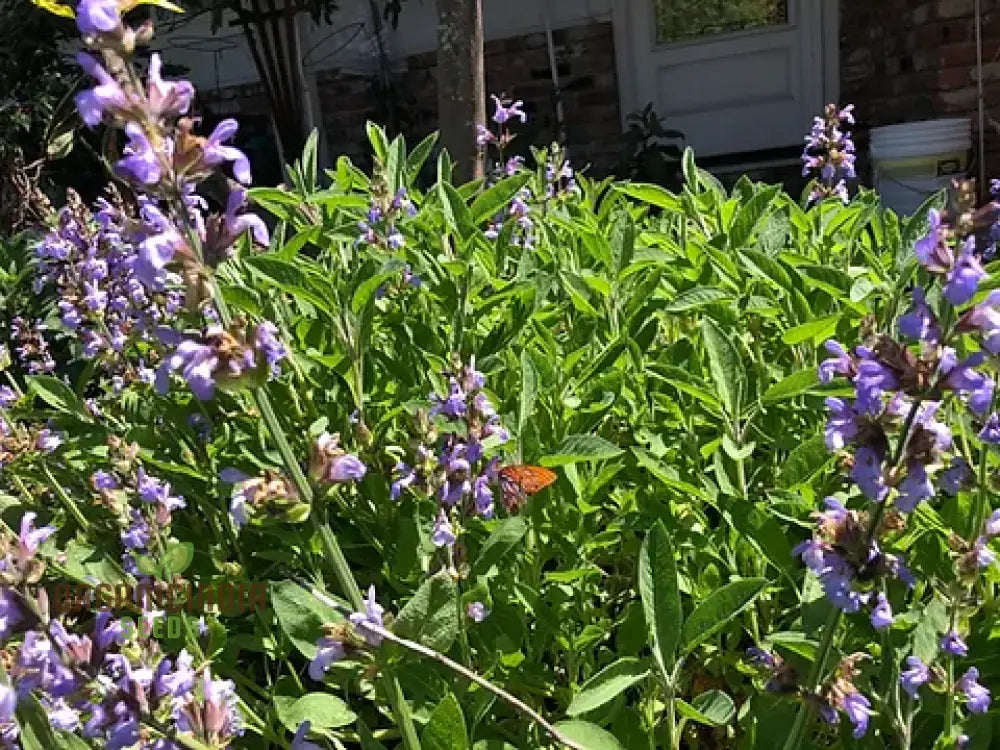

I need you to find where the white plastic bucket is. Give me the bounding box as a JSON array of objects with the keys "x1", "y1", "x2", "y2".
[{"x1": 870, "y1": 118, "x2": 971, "y2": 216}]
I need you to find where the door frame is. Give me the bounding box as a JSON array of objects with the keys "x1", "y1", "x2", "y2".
[{"x1": 612, "y1": 0, "x2": 840, "y2": 145}]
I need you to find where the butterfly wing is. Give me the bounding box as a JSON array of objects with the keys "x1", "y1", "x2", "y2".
[{"x1": 497, "y1": 465, "x2": 556, "y2": 512}]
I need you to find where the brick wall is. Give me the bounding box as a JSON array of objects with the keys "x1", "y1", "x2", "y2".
[
  {"x1": 316, "y1": 20, "x2": 623, "y2": 177},
  {"x1": 840, "y1": 0, "x2": 1000, "y2": 183}
]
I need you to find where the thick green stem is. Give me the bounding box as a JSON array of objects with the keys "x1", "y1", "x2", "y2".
[{"x1": 39, "y1": 463, "x2": 91, "y2": 533}]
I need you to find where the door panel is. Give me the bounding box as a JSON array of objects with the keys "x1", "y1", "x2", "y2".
[{"x1": 627, "y1": 0, "x2": 824, "y2": 158}]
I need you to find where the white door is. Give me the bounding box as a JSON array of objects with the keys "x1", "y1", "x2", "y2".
[{"x1": 618, "y1": 0, "x2": 828, "y2": 158}]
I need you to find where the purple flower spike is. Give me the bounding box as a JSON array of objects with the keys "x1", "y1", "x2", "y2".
[
  {"x1": 941, "y1": 630, "x2": 969, "y2": 657},
  {"x1": 958, "y1": 667, "x2": 991, "y2": 714},
  {"x1": 202, "y1": 119, "x2": 252, "y2": 184},
  {"x1": 900, "y1": 656, "x2": 929, "y2": 698},
  {"x1": 870, "y1": 592, "x2": 893, "y2": 630},
  {"x1": 843, "y1": 691, "x2": 872, "y2": 738}
]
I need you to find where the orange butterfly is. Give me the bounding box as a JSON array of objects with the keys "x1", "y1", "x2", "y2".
[{"x1": 497, "y1": 465, "x2": 557, "y2": 512}]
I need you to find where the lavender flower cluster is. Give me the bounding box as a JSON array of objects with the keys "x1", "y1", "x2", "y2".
[
  {"x1": 34, "y1": 186, "x2": 184, "y2": 366},
  {"x1": 153, "y1": 318, "x2": 285, "y2": 401},
  {"x1": 0, "y1": 509, "x2": 242, "y2": 748},
  {"x1": 390, "y1": 358, "x2": 509, "y2": 548},
  {"x1": 802, "y1": 103, "x2": 856, "y2": 204},
  {"x1": 65, "y1": 0, "x2": 283, "y2": 403},
  {"x1": 777, "y1": 177, "x2": 1000, "y2": 740},
  {"x1": 356, "y1": 184, "x2": 415, "y2": 250},
  {"x1": 8, "y1": 318, "x2": 55, "y2": 375},
  {"x1": 89, "y1": 438, "x2": 186, "y2": 575},
  {"x1": 477, "y1": 94, "x2": 581, "y2": 247}
]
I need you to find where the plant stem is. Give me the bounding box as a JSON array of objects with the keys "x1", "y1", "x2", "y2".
[
  {"x1": 39, "y1": 463, "x2": 91, "y2": 533},
  {"x1": 308, "y1": 585, "x2": 585, "y2": 750},
  {"x1": 781, "y1": 606, "x2": 843, "y2": 750}
]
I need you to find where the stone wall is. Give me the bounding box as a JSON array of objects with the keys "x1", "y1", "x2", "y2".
[{"x1": 840, "y1": 0, "x2": 1000, "y2": 184}]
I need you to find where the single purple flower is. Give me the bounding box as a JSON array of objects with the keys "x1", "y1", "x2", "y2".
[
  {"x1": 390, "y1": 464, "x2": 416, "y2": 501},
  {"x1": 308, "y1": 636, "x2": 345, "y2": 682},
  {"x1": 291, "y1": 721, "x2": 323, "y2": 750},
  {"x1": 941, "y1": 630, "x2": 968, "y2": 657},
  {"x1": 854, "y1": 353, "x2": 899, "y2": 416},
  {"x1": 895, "y1": 461, "x2": 934, "y2": 512},
  {"x1": 76, "y1": 0, "x2": 119, "y2": 36},
  {"x1": 17, "y1": 512, "x2": 55, "y2": 561},
  {"x1": 914, "y1": 209, "x2": 952, "y2": 272},
  {"x1": 870, "y1": 592, "x2": 893, "y2": 630},
  {"x1": 156, "y1": 339, "x2": 218, "y2": 400},
  {"x1": 476, "y1": 124, "x2": 494, "y2": 147},
  {"x1": 326, "y1": 454, "x2": 367, "y2": 484},
  {"x1": 201, "y1": 119, "x2": 252, "y2": 184},
  {"x1": 941, "y1": 351, "x2": 994, "y2": 415},
  {"x1": 843, "y1": 691, "x2": 872, "y2": 738},
  {"x1": 899, "y1": 287, "x2": 940, "y2": 342},
  {"x1": 851, "y1": 444, "x2": 888, "y2": 502},
  {"x1": 222, "y1": 187, "x2": 269, "y2": 247},
  {"x1": 36, "y1": 427, "x2": 62, "y2": 453},
  {"x1": 944, "y1": 238, "x2": 986, "y2": 305},
  {"x1": 964, "y1": 289, "x2": 1000, "y2": 354},
  {"x1": 900, "y1": 656, "x2": 930, "y2": 698},
  {"x1": 466, "y1": 601, "x2": 490, "y2": 622},
  {"x1": 349, "y1": 585, "x2": 385, "y2": 647},
  {"x1": 973, "y1": 536, "x2": 996, "y2": 568},
  {"x1": 0, "y1": 683, "x2": 17, "y2": 746},
  {"x1": 819, "y1": 340, "x2": 853, "y2": 383},
  {"x1": 431, "y1": 508, "x2": 457, "y2": 548},
  {"x1": 116, "y1": 122, "x2": 162, "y2": 185},
  {"x1": 491, "y1": 95, "x2": 527, "y2": 125},
  {"x1": 746, "y1": 647, "x2": 777, "y2": 669},
  {"x1": 939, "y1": 457, "x2": 971, "y2": 496},
  {"x1": 146, "y1": 53, "x2": 193, "y2": 119},
  {"x1": 958, "y1": 667, "x2": 991, "y2": 713},
  {"x1": 0, "y1": 387, "x2": 17, "y2": 408},
  {"x1": 986, "y1": 508, "x2": 1000, "y2": 537},
  {"x1": 980, "y1": 413, "x2": 1000, "y2": 444},
  {"x1": 824, "y1": 397, "x2": 858, "y2": 451}
]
